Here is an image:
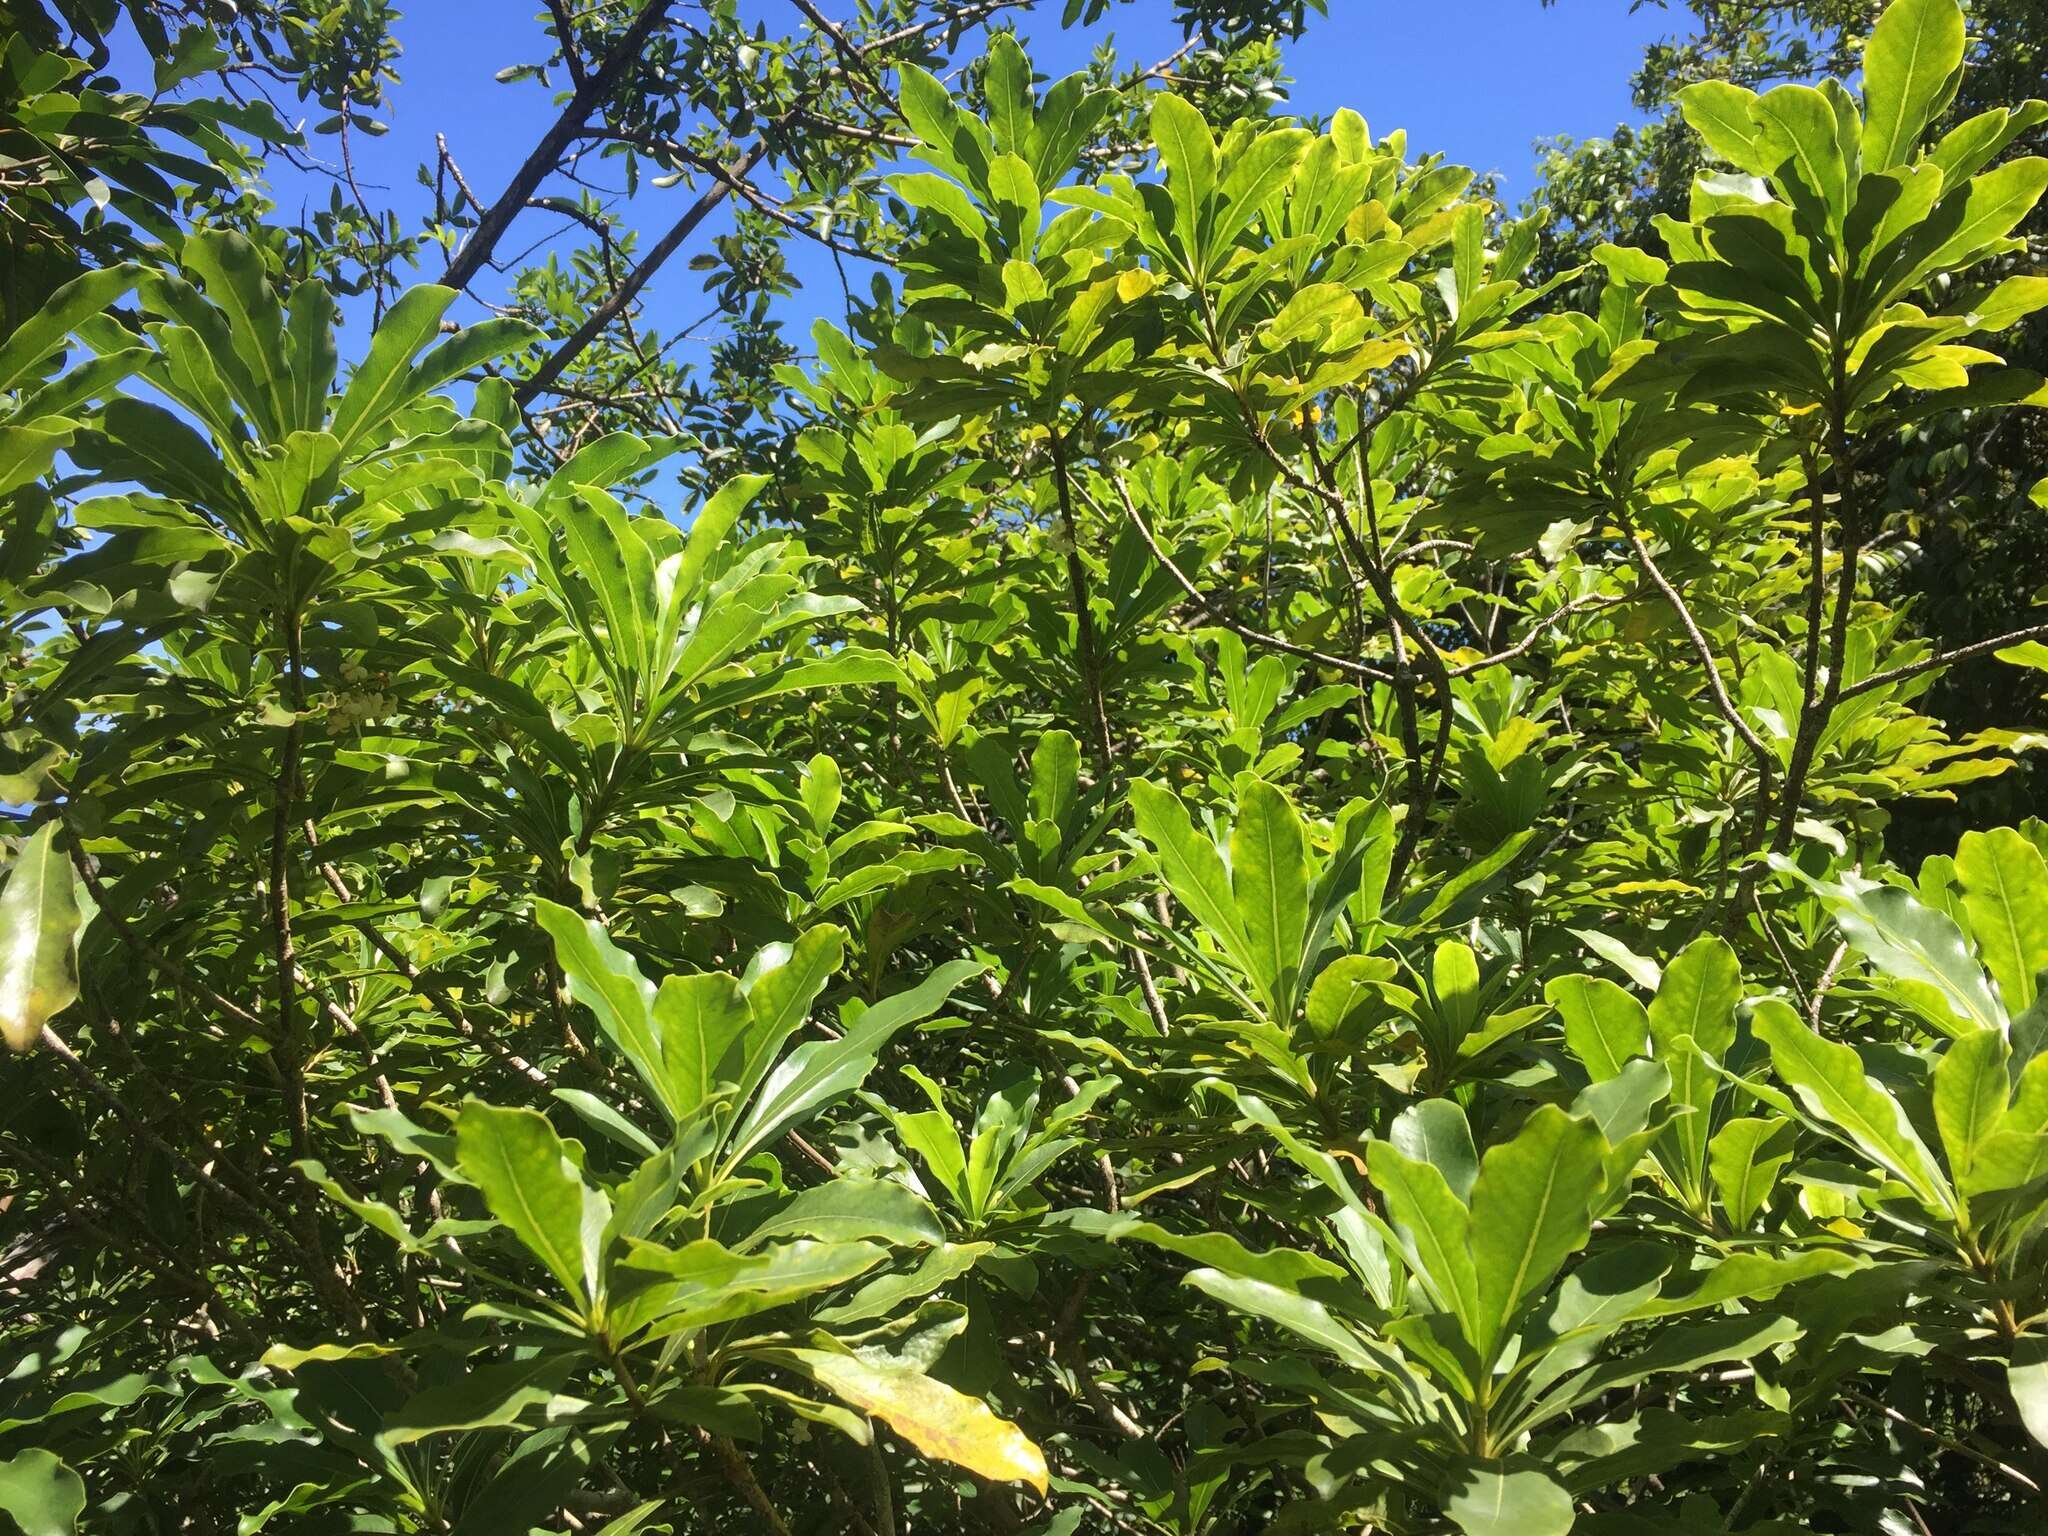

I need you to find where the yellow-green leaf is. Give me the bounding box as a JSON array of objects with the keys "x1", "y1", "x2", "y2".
[
  {"x1": 788, "y1": 1348, "x2": 1048, "y2": 1493},
  {"x1": 0, "y1": 823, "x2": 82, "y2": 1053}
]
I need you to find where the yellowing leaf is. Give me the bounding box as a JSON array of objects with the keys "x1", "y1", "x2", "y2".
[{"x1": 788, "y1": 1349, "x2": 1048, "y2": 1493}]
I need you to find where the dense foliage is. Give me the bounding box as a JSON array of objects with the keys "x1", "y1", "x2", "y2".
[{"x1": 5, "y1": 0, "x2": 2048, "y2": 1531}]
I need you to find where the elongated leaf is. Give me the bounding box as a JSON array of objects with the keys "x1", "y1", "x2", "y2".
[
  {"x1": 784, "y1": 1348, "x2": 1048, "y2": 1492},
  {"x1": 1368, "y1": 1140, "x2": 1480, "y2": 1336},
  {"x1": 182, "y1": 230, "x2": 292, "y2": 438},
  {"x1": 1130, "y1": 779, "x2": 1251, "y2": 965},
  {"x1": 329, "y1": 285, "x2": 457, "y2": 451},
  {"x1": 2013, "y1": 1335, "x2": 2048, "y2": 1449},
  {"x1": 1811, "y1": 874, "x2": 2004, "y2": 1032},
  {"x1": 1678, "y1": 80, "x2": 1768, "y2": 175},
  {"x1": 1862, "y1": 0, "x2": 1966, "y2": 169},
  {"x1": 1648, "y1": 936, "x2": 1741, "y2": 1058},
  {"x1": 1752, "y1": 999, "x2": 1954, "y2": 1214},
  {"x1": 740, "y1": 1180, "x2": 943, "y2": 1251},
  {"x1": 0, "y1": 823, "x2": 82, "y2": 1053},
  {"x1": 534, "y1": 900, "x2": 666, "y2": 1114},
  {"x1": 378, "y1": 1357, "x2": 579, "y2": 1447},
  {"x1": 1955, "y1": 827, "x2": 2048, "y2": 1015},
  {"x1": 1932, "y1": 1026, "x2": 2010, "y2": 1188},
  {"x1": 1150, "y1": 93, "x2": 1217, "y2": 265},
  {"x1": 1709, "y1": 1116, "x2": 1796, "y2": 1228},
  {"x1": 456, "y1": 1102, "x2": 611, "y2": 1308},
  {"x1": 651, "y1": 971, "x2": 752, "y2": 1124},
  {"x1": 1468, "y1": 1106, "x2": 1607, "y2": 1363},
  {"x1": 726, "y1": 960, "x2": 982, "y2": 1165},
  {"x1": 736, "y1": 925, "x2": 847, "y2": 1112},
  {"x1": 1630, "y1": 1248, "x2": 1860, "y2": 1317},
  {"x1": 1182, "y1": 1269, "x2": 1380, "y2": 1372},
  {"x1": 1231, "y1": 779, "x2": 1309, "y2": 1023},
  {"x1": 615, "y1": 1238, "x2": 885, "y2": 1338},
  {"x1": 0, "y1": 265, "x2": 139, "y2": 396},
  {"x1": 1389, "y1": 1097, "x2": 1480, "y2": 1201},
  {"x1": 1549, "y1": 974, "x2": 1650, "y2": 1081}
]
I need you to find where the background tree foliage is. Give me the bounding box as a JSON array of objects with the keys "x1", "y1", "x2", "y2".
[{"x1": 5, "y1": 0, "x2": 2048, "y2": 1531}]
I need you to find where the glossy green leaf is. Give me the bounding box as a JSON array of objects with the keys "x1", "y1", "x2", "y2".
[
  {"x1": 456, "y1": 1102, "x2": 612, "y2": 1308},
  {"x1": 1549, "y1": 974, "x2": 1650, "y2": 1080},
  {"x1": 0, "y1": 1450, "x2": 85, "y2": 1536},
  {"x1": 1954, "y1": 827, "x2": 2048, "y2": 1015},
  {"x1": 1369, "y1": 1135, "x2": 1480, "y2": 1335},
  {"x1": 1442, "y1": 1462, "x2": 1574, "y2": 1536},
  {"x1": 1708, "y1": 1116, "x2": 1796, "y2": 1228},
  {"x1": 1231, "y1": 778, "x2": 1309, "y2": 1023},
  {"x1": 1861, "y1": 0, "x2": 1966, "y2": 168},
  {"x1": 1751, "y1": 999, "x2": 1954, "y2": 1213},
  {"x1": 1468, "y1": 1106, "x2": 1607, "y2": 1362},
  {"x1": 1648, "y1": 936, "x2": 1741, "y2": 1059}
]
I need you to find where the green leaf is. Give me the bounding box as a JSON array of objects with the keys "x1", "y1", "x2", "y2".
[
  {"x1": 1630, "y1": 1248, "x2": 1861, "y2": 1317},
  {"x1": 1468, "y1": 1106, "x2": 1607, "y2": 1362},
  {"x1": 1150, "y1": 93, "x2": 1217, "y2": 266},
  {"x1": 1753, "y1": 83, "x2": 1850, "y2": 231},
  {"x1": 1861, "y1": 0, "x2": 1966, "y2": 169},
  {"x1": 651, "y1": 971, "x2": 753, "y2": 1124},
  {"x1": 533, "y1": 900, "x2": 666, "y2": 1112},
  {"x1": 0, "y1": 823, "x2": 82, "y2": 1053},
  {"x1": 1932, "y1": 1026, "x2": 2010, "y2": 1189},
  {"x1": 377, "y1": 1357, "x2": 579, "y2": 1447},
  {"x1": 0, "y1": 265, "x2": 140, "y2": 397},
  {"x1": 1182, "y1": 1269, "x2": 1381, "y2": 1373},
  {"x1": 329, "y1": 285, "x2": 457, "y2": 451},
  {"x1": 1808, "y1": 872, "x2": 2005, "y2": 1033},
  {"x1": 615, "y1": 1239, "x2": 886, "y2": 1337},
  {"x1": 1368, "y1": 1135, "x2": 1480, "y2": 1336},
  {"x1": 456, "y1": 1102, "x2": 612, "y2": 1309},
  {"x1": 1751, "y1": 999, "x2": 1954, "y2": 1214},
  {"x1": 1549, "y1": 974, "x2": 1650, "y2": 1081},
  {"x1": 182, "y1": 230, "x2": 292, "y2": 439},
  {"x1": 1709, "y1": 1116, "x2": 1796, "y2": 1228},
  {"x1": 0, "y1": 1450, "x2": 85, "y2": 1536},
  {"x1": 1306, "y1": 954, "x2": 1393, "y2": 1040},
  {"x1": 1231, "y1": 779, "x2": 1309, "y2": 1023},
  {"x1": 1389, "y1": 1097, "x2": 1480, "y2": 1201},
  {"x1": 740, "y1": 1179, "x2": 943, "y2": 1251},
  {"x1": 1129, "y1": 779, "x2": 1250, "y2": 962},
  {"x1": 1651, "y1": 1034, "x2": 1719, "y2": 1209},
  {"x1": 1677, "y1": 81, "x2": 1768, "y2": 175},
  {"x1": 736, "y1": 925, "x2": 848, "y2": 1113},
  {"x1": 1955, "y1": 827, "x2": 2048, "y2": 1015},
  {"x1": 1442, "y1": 1462, "x2": 1575, "y2": 1536},
  {"x1": 1648, "y1": 936, "x2": 1741, "y2": 1059},
  {"x1": 2012, "y1": 1335, "x2": 2048, "y2": 1449},
  {"x1": 780, "y1": 1347, "x2": 1048, "y2": 1492},
  {"x1": 726, "y1": 960, "x2": 982, "y2": 1167}
]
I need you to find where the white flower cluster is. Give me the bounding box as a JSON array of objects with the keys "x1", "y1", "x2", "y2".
[{"x1": 320, "y1": 660, "x2": 394, "y2": 736}]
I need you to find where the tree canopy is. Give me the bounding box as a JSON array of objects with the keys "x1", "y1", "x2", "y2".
[{"x1": 4, "y1": 0, "x2": 2048, "y2": 1531}]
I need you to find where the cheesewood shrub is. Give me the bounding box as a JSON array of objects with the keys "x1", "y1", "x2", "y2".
[{"x1": 5, "y1": 0, "x2": 2048, "y2": 1530}]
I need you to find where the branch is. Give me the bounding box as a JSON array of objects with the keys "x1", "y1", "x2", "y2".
[
  {"x1": 1447, "y1": 590, "x2": 1620, "y2": 677},
  {"x1": 1837, "y1": 618, "x2": 2048, "y2": 701},
  {"x1": 307, "y1": 836, "x2": 551, "y2": 1088},
  {"x1": 1622, "y1": 523, "x2": 1778, "y2": 811},
  {"x1": 515, "y1": 139, "x2": 768, "y2": 404},
  {"x1": 440, "y1": 0, "x2": 674, "y2": 292},
  {"x1": 1091, "y1": 474, "x2": 1394, "y2": 683}
]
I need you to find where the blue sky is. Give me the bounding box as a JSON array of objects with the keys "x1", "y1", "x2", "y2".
[{"x1": 117, "y1": 2, "x2": 1677, "y2": 359}]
